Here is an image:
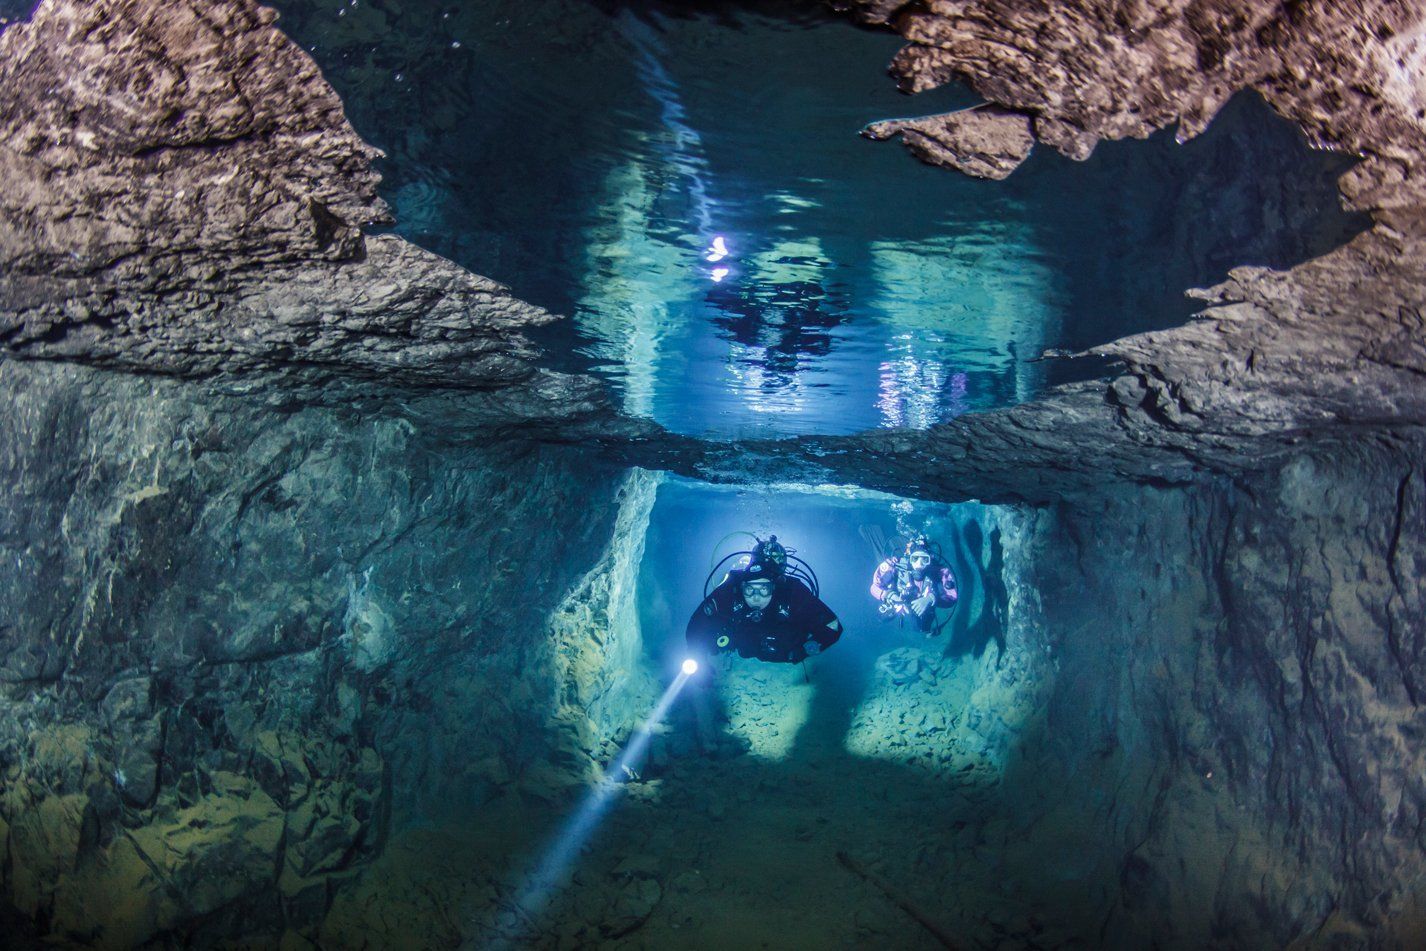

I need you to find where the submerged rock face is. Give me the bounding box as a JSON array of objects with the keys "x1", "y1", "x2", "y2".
[
  {"x1": 971, "y1": 442, "x2": 1426, "y2": 946},
  {"x1": 0, "y1": 359, "x2": 632, "y2": 945},
  {"x1": 799, "y1": 0, "x2": 1426, "y2": 502},
  {"x1": 795, "y1": 16, "x2": 1426, "y2": 936},
  {"x1": 546, "y1": 469, "x2": 663, "y2": 778},
  {"x1": 0, "y1": 0, "x2": 607, "y2": 415}
]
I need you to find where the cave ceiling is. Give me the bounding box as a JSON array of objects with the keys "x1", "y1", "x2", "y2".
[{"x1": 0, "y1": 0, "x2": 1424, "y2": 503}]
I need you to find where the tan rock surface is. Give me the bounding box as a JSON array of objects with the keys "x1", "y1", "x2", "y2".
[
  {"x1": 0, "y1": 0, "x2": 608, "y2": 419},
  {"x1": 654, "y1": 0, "x2": 1426, "y2": 501},
  {"x1": 862, "y1": 105, "x2": 1035, "y2": 179}
]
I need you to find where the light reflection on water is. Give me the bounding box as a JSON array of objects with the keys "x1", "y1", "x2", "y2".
[
  {"x1": 276, "y1": 0, "x2": 1367, "y2": 439},
  {"x1": 569, "y1": 7, "x2": 1045, "y2": 436}
]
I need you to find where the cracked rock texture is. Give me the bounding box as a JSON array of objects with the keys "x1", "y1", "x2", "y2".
[
  {"x1": 846, "y1": 0, "x2": 1426, "y2": 171},
  {"x1": 862, "y1": 105, "x2": 1035, "y2": 180},
  {"x1": 815, "y1": 0, "x2": 1426, "y2": 501},
  {"x1": 978, "y1": 440, "x2": 1426, "y2": 947},
  {"x1": 0, "y1": 359, "x2": 635, "y2": 945},
  {"x1": 0, "y1": 0, "x2": 606, "y2": 416}
]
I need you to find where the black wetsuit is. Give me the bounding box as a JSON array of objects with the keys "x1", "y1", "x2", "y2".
[{"x1": 686, "y1": 570, "x2": 843, "y2": 664}]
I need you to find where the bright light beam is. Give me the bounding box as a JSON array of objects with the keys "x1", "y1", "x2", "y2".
[{"x1": 486, "y1": 665, "x2": 697, "y2": 947}]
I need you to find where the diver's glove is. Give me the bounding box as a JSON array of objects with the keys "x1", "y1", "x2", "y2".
[{"x1": 803, "y1": 639, "x2": 822, "y2": 657}]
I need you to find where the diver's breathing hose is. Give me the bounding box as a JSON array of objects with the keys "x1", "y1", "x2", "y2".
[
  {"x1": 703, "y1": 550, "x2": 821, "y2": 599},
  {"x1": 707, "y1": 531, "x2": 760, "y2": 572}
]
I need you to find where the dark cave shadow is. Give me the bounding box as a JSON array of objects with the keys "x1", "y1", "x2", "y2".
[
  {"x1": 1003, "y1": 89, "x2": 1373, "y2": 356},
  {"x1": 521, "y1": 716, "x2": 1106, "y2": 951},
  {"x1": 944, "y1": 520, "x2": 1009, "y2": 663},
  {"x1": 786, "y1": 639, "x2": 876, "y2": 762}
]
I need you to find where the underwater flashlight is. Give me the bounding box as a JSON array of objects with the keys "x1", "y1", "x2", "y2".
[{"x1": 681, "y1": 658, "x2": 699, "y2": 675}]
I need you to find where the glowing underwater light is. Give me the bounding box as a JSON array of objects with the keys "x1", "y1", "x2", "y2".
[
  {"x1": 705, "y1": 235, "x2": 729, "y2": 262},
  {"x1": 488, "y1": 665, "x2": 697, "y2": 946}
]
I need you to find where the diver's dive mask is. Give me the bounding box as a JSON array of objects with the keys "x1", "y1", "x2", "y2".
[{"x1": 742, "y1": 578, "x2": 774, "y2": 609}]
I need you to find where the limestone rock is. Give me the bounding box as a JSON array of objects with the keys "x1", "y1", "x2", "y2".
[
  {"x1": 99, "y1": 677, "x2": 152, "y2": 723},
  {"x1": 285, "y1": 786, "x2": 363, "y2": 877},
  {"x1": 600, "y1": 877, "x2": 662, "y2": 940},
  {"x1": 978, "y1": 444, "x2": 1426, "y2": 946},
  {"x1": 862, "y1": 107, "x2": 1035, "y2": 179},
  {"x1": 126, "y1": 773, "x2": 284, "y2": 924},
  {"x1": 0, "y1": 0, "x2": 612, "y2": 422},
  {"x1": 0, "y1": 353, "x2": 625, "y2": 943},
  {"x1": 102, "y1": 677, "x2": 161, "y2": 807},
  {"x1": 250, "y1": 731, "x2": 313, "y2": 808},
  {"x1": 876, "y1": 647, "x2": 928, "y2": 686},
  {"x1": 49, "y1": 834, "x2": 159, "y2": 950},
  {"x1": 8, "y1": 794, "x2": 88, "y2": 919}
]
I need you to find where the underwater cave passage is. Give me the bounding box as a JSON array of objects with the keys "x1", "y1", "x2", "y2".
[
  {"x1": 452, "y1": 474, "x2": 1032, "y2": 949},
  {"x1": 636, "y1": 477, "x2": 1013, "y2": 767},
  {"x1": 277, "y1": 0, "x2": 1369, "y2": 438},
  {"x1": 4, "y1": 0, "x2": 1425, "y2": 945}
]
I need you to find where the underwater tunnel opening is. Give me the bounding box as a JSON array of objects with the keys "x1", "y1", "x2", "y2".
[{"x1": 632, "y1": 475, "x2": 1018, "y2": 771}]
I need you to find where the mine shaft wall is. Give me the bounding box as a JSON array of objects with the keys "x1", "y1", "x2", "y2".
[
  {"x1": 996, "y1": 438, "x2": 1426, "y2": 947},
  {"x1": 3, "y1": 350, "x2": 1423, "y2": 948},
  {"x1": 0, "y1": 360, "x2": 634, "y2": 946}
]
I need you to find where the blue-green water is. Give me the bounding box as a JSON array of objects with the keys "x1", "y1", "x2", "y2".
[
  {"x1": 637, "y1": 478, "x2": 1009, "y2": 762},
  {"x1": 278, "y1": 0, "x2": 1364, "y2": 437}
]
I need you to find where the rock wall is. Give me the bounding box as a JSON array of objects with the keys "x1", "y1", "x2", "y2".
[
  {"x1": 380, "y1": 467, "x2": 665, "y2": 824},
  {"x1": 0, "y1": 0, "x2": 619, "y2": 432},
  {"x1": 985, "y1": 439, "x2": 1426, "y2": 947},
  {"x1": 0, "y1": 359, "x2": 631, "y2": 946},
  {"x1": 546, "y1": 469, "x2": 663, "y2": 779}
]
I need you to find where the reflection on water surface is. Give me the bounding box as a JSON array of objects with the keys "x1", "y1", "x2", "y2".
[{"x1": 278, "y1": 0, "x2": 1366, "y2": 437}]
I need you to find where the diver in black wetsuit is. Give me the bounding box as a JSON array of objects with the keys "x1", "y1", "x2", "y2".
[
  {"x1": 686, "y1": 537, "x2": 843, "y2": 665},
  {"x1": 682, "y1": 537, "x2": 843, "y2": 757}
]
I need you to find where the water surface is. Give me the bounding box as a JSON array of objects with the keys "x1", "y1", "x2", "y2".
[{"x1": 278, "y1": 0, "x2": 1365, "y2": 436}]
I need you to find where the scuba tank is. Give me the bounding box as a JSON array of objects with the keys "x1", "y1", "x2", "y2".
[{"x1": 703, "y1": 534, "x2": 819, "y2": 598}]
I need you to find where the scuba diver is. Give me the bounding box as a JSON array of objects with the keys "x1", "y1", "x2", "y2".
[
  {"x1": 686, "y1": 535, "x2": 843, "y2": 666},
  {"x1": 871, "y1": 535, "x2": 958, "y2": 635}
]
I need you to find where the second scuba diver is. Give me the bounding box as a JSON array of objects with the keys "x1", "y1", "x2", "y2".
[{"x1": 871, "y1": 535, "x2": 958, "y2": 635}]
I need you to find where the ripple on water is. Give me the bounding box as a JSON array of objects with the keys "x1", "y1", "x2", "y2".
[{"x1": 277, "y1": 0, "x2": 1369, "y2": 438}]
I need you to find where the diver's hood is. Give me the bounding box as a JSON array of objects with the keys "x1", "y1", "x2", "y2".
[{"x1": 742, "y1": 561, "x2": 778, "y2": 580}]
